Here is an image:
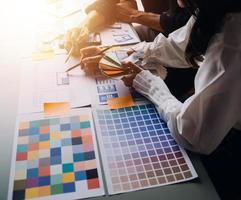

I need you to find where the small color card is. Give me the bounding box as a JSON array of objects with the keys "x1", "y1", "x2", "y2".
[
  {"x1": 107, "y1": 95, "x2": 135, "y2": 110},
  {"x1": 8, "y1": 108, "x2": 104, "y2": 200},
  {"x1": 93, "y1": 103, "x2": 197, "y2": 194},
  {"x1": 43, "y1": 102, "x2": 70, "y2": 117}
]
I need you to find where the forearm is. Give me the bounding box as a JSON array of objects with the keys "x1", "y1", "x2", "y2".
[
  {"x1": 84, "y1": 10, "x2": 107, "y2": 32},
  {"x1": 132, "y1": 11, "x2": 164, "y2": 32}
]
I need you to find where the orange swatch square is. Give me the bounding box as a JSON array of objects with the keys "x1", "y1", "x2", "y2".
[
  {"x1": 39, "y1": 166, "x2": 50, "y2": 176},
  {"x1": 87, "y1": 178, "x2": 100, "y2": 189},
  {"x1": 71, "y1": 130, "x2": 82, "y2": 138},
  {"x1": 82, "y1": 135, "x2": 93, "y2": 145},
  {"x1": 19, "y1": 121, "x2": 29, "y2": 129},
  {"x1": 40, "y1": 126, "x2": 50, "y2": 134},
  {"x1": 28, "y1": 143, "x2": 39, "y2": 151},
  {"x1": 107, "y1": 95, "x2": 135, "y2": 110},
  {"x1": 44, "y1": 102, "x2": 70, "y2": 117},
  {"x1": 38, "y1": 186, "x2": 51, "y2": 197}
]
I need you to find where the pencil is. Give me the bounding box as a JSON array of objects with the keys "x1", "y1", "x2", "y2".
[
  {"x1": 65, "y1": 46, "x2": 112, "y2": 73},
  {"x1": 65, "y1": 46, "x2": 74, "y2": 63}
]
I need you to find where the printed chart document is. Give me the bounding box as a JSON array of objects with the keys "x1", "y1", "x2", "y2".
[
  {"x1": 18, "y1": 55, "x2": 92, "y2": 114},
  {"x1": 100, "y1": 23, "x2": 140, "y2": 46}
]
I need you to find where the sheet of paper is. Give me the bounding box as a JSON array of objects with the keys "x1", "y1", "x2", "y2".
[
  {"x1": 107, "y1": 95, "x2": 135, "y2": 109},
  {"x1": 93, "y1": 102, "x2": 198, "y2": 195},
  {"x1": 100, "y1": 23, "x2": 140, "y2": 46},
  {"x1": 44, "y1": 102, "x2": 70, "y2": 117},
  {"x1": 18, "y1": 55, "x2": 93, "y2": 114},
  {"x1": 91, "y1": 77, "x2": 131, "y2": 105},
  {"x1": 8, "y1": 108, "x2": 104, "y2": 200}
]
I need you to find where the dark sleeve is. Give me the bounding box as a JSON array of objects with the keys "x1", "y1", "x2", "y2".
[
  {"x1": 85, "y1": 0, "x2": 120, "y2": 19},
  {"x1": 159, "y1": 0, "x2": 191, "y2": 36}
]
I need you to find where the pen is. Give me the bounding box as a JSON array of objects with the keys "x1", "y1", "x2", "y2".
[
  {"x1": 65, "y1": 46, "x2": 112, "y2": 73},
  {"x1": 65, "y1": 45, "x2": 74, "y2": 63}
]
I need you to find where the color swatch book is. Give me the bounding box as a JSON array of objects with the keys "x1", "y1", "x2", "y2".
[
  {"x1": 8, "y1": 108, "x2": 104, "y2": 200},
  {"x1": 93, "y1": 102, "x2": 197, "y2": 195}
]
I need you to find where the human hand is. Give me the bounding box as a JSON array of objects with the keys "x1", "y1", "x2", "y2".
[
  {"x1": 116, "y1": 2, "x2": 139, "y2": 23},
  {"x1": 121, "y1": 61, "x2": 143, "y2": 87},
  {"x1": 64, "y1": 26, "x2": 89, "y2": 56},
  {"x1": 79, "y1": 46, "x2": 105, "y2": 76}
]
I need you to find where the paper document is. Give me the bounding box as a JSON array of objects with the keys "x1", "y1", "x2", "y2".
[
  {"x1": 18, "y1": 55, "x2": 92, "y2": 114},
  {"x1": 100, "y1": 23, "x2": 140, "y2": 46}
]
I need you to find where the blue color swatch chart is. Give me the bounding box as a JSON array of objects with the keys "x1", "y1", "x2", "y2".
[{"x1": 93, "y1": 103, "x2": 197, "y2": 194}]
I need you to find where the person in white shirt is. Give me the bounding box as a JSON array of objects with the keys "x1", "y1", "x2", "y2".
[{"x1": 77, "y1": 0, "x2": 241, "y2": 198}]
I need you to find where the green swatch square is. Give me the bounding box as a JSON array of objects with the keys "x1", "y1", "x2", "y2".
[
  {"x1": 51, "y1": 184, "x2": 63, "y2": 195},
  {"x1": 51, "y1": 174, "x2": 62, "y2": 185}
]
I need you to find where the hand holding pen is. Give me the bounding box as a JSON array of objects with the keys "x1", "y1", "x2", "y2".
[{"x1": 66, "y1": 46, "x2": 111, "y2": 74}]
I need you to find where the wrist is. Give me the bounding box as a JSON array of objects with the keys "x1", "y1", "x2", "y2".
[{"x1": 131, "y1": 11, "x2": 145, "y2": 23}]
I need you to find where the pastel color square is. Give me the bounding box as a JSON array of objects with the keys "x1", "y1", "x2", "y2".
[
  {"x1": 74, "y1": 162, "x2": 85, "y2": 171},
  {"x1": 70, "y1": 123, "x2": 80, "y2": 130},
  {"x1": 29, "y1": 120, "x2": 40, "y2": 128},
  {"x1": 60, "y1": 117, "x2": 70, "y2": 124},
  {"x1": 27, "y1": 151, "x2": 39, "y2": 160},
  {"x1": 19, "y1": 121, "x2": 29, "y2": 129},
  {"x1": 72, "y1": 144, "x2": 83, "y2": 154},
  {"x1": 38, "y1": 186, "x2": 51, "y2": 197},
  {"x1": 39, "y1": 149, "x2": 50, "y2": 158},
  {"x1": 62, "y1": 173, "x2": 75, "y2": 183},
  {"x1": 75, "y1": 171, "x2": 87, "y2": 181},
  {"x1": 71, "y1": 130, "x2": 82, "y2": 138},
  {"x1": 50, "y1": 132, "x2": 61, "y2": 140},
  {"x1": 51, "y1": 184, "x2": 63, "y2": 195},
  {"x1": 80, "y1": 121, "x2": 90, "y2": 129},
  {"x1": 50, "y1": 155, "x2": 62, "y2": 165},
  {"x1": 70, "y1": 116, "x2": 80, "y2": 123},
  {"x1": 87, "y1": 178, "x2": 100, "y2": 189},
  {"x1": 25, "y1": 187, "x2": 39, "y2": 199},
  {"x1": 60, "y1": 124, "x2": 71, "y2": 131},
  {"x1": 39, "y1": 158, "x2": 50, "y2": 166},
  {"x1": 17, "y1": 136, "x2": 29, "y2": 144},
  {"x1": 63, "y1": 182, "x2": 75, "y2": 193},
  {"x1": 83, "y1": 144, "x2": 94, "y2": 152},
  {"x1": 61, "y1": 131, "x2": 71, "y2": 139},
  {"x1": 15, "y1": 160, "x2": 27, "y2": 171},
  {"x1": 51, "y1": 174, "x2": 62, "y2": 185},
  {"x1": 39, "y1": 141, "x2": 50, "y2": 149},
  {"x1": 50, "y1": 125, "x2": 60, "y2": 132},
  {"x1": 79, "y1": 115, "x2": 89, "y2": 122},
  {"x1": 61, "y1": 138, "x2": 72, "y2": 146},
  {"x1": 50, "y1": 165, "x2": 62, "y2": 175},
  {"x1": 14, "y1": 170, "x2": 27, "y2": 180},
  {"x1": 39, "y1": 134, "x2": 50, "y2": 141},
  {"x1": 27, "y1": 160, "x2": 39, "y2": 169},
  {"x1": 63, "y1": 163, "x2": 74, "y2": 173},
  {"x1": 28, "y1": 135, "x2": 39, "y2": 144},
  {"x1": 50, "y1": 140, "x2": 61, "y2": 148},
  {"x1": 82, "y1": 135, "x2": 93, "y2": 145},
  {"x1": 28, "y1": 127, "x2": 39, "y2": 136},
  {"x1": 40, "y1": 126, "x2": 50, "y2": 134},
  {"x1": 39, "y1": 166, "x2": 50, "y2": 176},
  {"x1": 81, "y1": 128, "x2": 91, "y2": 136},
  {"x1": 27, "y1": 168, "x2": 38, "y2": 179},
  {"x1": 16, "y1": 152, "x2": 27, "y2": 161},
  {"x1": 28, "y1": 143, "x2": 39, "y2": 151},
  {"x1": 49, "y1": 118, "x2": 60, "y2": 125},
  {"x1": 75, "y1": 180, "x2": 88, "y2": 191},
  {"x1": 17, "y1": 144, "x2": 28, "y2": 152},
  {"x1": 84, "y1": 160, "x2": 97, "y2": 170},
  {"x1": 39, "y1": 176, "x2": 50, "y2": 186},
  {"x1": 61, "y1": 146, "x2": 73, "y2": 163},
  {"x1": 39, "y1": 119, "x2": 49, "y2": 126}
]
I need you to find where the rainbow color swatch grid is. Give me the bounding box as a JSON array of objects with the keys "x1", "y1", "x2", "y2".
[
  {"x1": 93, "y1": 103, "x2": 197, "y2": 194},
  {"x1": 8, "y1": 108, "x2": 104, "y2": 200}
]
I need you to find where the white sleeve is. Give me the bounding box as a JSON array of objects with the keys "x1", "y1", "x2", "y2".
[
  {"x1": 132, "y1": 16, "x2": 195, "y2": 68},
  {"x1": 133, "y1": 29, "x2": 241, "y2": 154}
]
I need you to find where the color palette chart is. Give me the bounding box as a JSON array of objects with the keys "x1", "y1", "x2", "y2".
[
  {"x1": 8, "y1": 108, "x2": 104, "y2": 200},
  {"x1": 93, "y1": 103, "x2": 197, "y2": 194}
]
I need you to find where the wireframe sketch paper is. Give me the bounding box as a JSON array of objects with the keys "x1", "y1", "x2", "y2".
[
  {"x1": 18, "y1": 55, "x2": 93, "y2": 114},
  {"x1": 100, "y1": 23, "x2": 140, "y2": 46}
]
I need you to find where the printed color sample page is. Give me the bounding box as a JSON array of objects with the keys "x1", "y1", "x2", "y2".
[
  {"x1": 8, "y1": 108, "x2": 104, "y2": 200},
  {"x1": 93, "y1": 103, "x2": 197, "y2": 194}
]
